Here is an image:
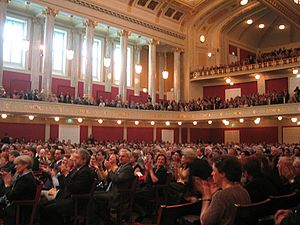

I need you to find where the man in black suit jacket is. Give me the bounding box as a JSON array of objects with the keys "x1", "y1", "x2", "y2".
[
  {"x1": 39, "y1": 149, "x2": 94, "y2": 225},
  {"x1": 89, "y1": 149, "x2": 135, "y2": 224}
]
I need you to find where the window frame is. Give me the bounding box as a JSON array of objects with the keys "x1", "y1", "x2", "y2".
[
  {"x1": 52, "y1": 27, "x2": 68, "y2": 76},
  {"x1": 3, "y1": 15, "x2": 30, "y2": 70},
  {"x1": 113, "y1": 43, "x2": 133, "y2": 87}
]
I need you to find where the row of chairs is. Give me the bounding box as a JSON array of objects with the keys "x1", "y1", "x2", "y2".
[{"x1": 156, "y1": 191, "x2": 300, "y2": 225}]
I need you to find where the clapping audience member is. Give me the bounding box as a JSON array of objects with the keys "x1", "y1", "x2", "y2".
[
  {"x1": 134, "y1": 153, "x2": 168, "y2": 223},
  {"x1": 39, "y1": 150, "x2": 94, "y2": 225},
  {"x1": 0, "y1": 155, "x2": 37, "y2": 225},
  {"x1": 195, "y1": 156, "x2": 251, "y2": 225}
]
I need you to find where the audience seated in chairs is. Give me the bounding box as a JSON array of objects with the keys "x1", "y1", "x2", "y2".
[
  {"x1": 0, "y1": 155, "x2": 37, "y2": 225},
  {"x1": 134, "y1": 153, "x2": 168, "y2": 223},
  {"x1": 90, "y1": 149, "x2": 135, "y2": 225},
  {"x1": 39, "y1": 149, "x2": 94, "y2": 225}
]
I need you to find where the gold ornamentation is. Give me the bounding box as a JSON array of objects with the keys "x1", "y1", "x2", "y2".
[{"x1": 42, "y1": 7, "x2": 59, "y2": 17}]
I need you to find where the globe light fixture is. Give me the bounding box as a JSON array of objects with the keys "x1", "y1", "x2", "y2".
[
  {"x1": 165, "y1": 121, "x2": 170, "y2": 126},
  {"x1": 240, "y1": 0, "x2": 248, "y2": 5},
  {"x1": 98, "y1": 119, "x2": 103, "y2": 124},
  {"x1": 246, "y1": 19, "x2": 253, "y2": 25},
  {"x1": 293, "y1": 69, "x2": 299, "y2": 75},
  {"x1": 134, "y1": 121, "x2": 139, "y2": 125},
  {"x1": 77, "y1": 118, "x2": 83, "y2": 123},
  {"x1": 1, "y1": 114, "x2": 7, "y2": 119},
  {"x1": 255, "y1": 74, "x2": 261, "y2": 80},
  {"x1": 150, "y1": 121, "x2": 155, "y2": 126},
  {"x1": 291, "y1": 117, "x2": 298, "y2": 123},
  {"x1": 54, "y1": 116, "x2": 60, "y2": 122},
  {"x1": 178, "y1": 121, "x2": 182, "y2": 126},
  {"x1": 208, "y1": 120, "x2": 212, "y2": 125},
  {"x1": 277, "y1": 116, "x2": 283, "y2": 121},
  {"x1": 135, "y1": 64, "x2": 142, "y2": 74},
  {"x1": 193, "y1": 121, "x2": 197, "y2": 126},
  {"x1": 239, "y1": 118, "x2": 244, "y2": 123},
  {"x1": 28, "y1": 115, "x2": 34, "y2": 120},
  {"x1": 117, "y1": 120, "x2": 122, "y2": 125}
]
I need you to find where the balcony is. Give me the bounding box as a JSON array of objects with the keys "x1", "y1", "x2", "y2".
[
  {"x1": 190, "y1": 56, "x2": 300, "y2": 81},
  {"x1": 1, "y1": 98, "x2": 300, "y2": 122}
]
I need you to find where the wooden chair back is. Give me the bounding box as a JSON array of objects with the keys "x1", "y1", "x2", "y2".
[
  {"x1": 156, "y1": 199, "x2": 202, "y2": 225},
  {"x1": 234, "y1": 198, "x2": 273, "y2": 225},
  {"x1": 13, "y1": 182, "x2": 43, "y2": 225}
]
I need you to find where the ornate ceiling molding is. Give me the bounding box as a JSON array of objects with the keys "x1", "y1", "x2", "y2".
[
  {"x1": 67, "y1": 0, "x2": 186, "y2": 40},
  {"x1": 259, "y1": 0, "x2": 300, "y2": 29}
]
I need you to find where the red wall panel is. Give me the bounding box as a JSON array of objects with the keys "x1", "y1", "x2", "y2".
[
  {"x1": 240, "y1": 127, "x2": 278, "y2": 144},
  {"x1": 92, "y1": 83, "x2": 105, "y2": 100},
  {"x1": 127, "y1": 127, "x2": 153, "y2": 143},
  {"x1": 78, "y1": 81, "x2": 84, "y2": 97},
  {"x1": 92, "y1": 126, "x2": 123, "y2": 141},
  {"x1": 3, "y1": 71, "x2": 30, "y2": 96},
  {"x1": 190, "y1": 128, "x2": 224, "y2": 144},
  {"x1": 229, "y1": 44, "x2": 237, "y2": 55},
  {"x1": 52, "y1": 78, "x2": 71, "y2": 96},
  {"x1": 265, "y1": 78, "x2": 288, "y2": 93},
  {"x1": 240, "y1": 48, "x2": 256, "y2": 61},
  {"x1": 181, "y1": 128, "x2": 187, "y2": 144},
  {"x1": 50, "y1": 124, "x2": 59, "y2": 141},
  {"x1": 0, "y1": 123, "x2": 45, "y2": 141},
  {"x1": 80, "y1": 125, "x2": 88, "y2": 143},
  {"x1": 111, "y1": 86, "x2": 119, "y2": 100},
  {"x1": 156, "y1": 128, "x2": 179, "y2": 143},
  {"x1": 203, "y1": 81, "x2": 257, "y2": 100}
]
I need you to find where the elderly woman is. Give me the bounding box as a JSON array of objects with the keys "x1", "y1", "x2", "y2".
[{"x1": 0, "y1": 155, "x2": 37, "y2": 225}]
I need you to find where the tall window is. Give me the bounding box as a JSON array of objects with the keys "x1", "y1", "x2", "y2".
[
  {"x1": 3, "y1": 16, "x2": 28, "y2": 69},
  {"x1": 81, "y1": 38, "x2": 103, "y2": 81},
  {"x1": 52, "y1": 28, "x2": 67, "y2": 75},
  {"x1": 113, "y1": 44, "x2": 132, "y2": 87}
]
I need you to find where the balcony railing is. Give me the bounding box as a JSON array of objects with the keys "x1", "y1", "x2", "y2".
[
  {"x1": 190, "y1": 56, "x2": 300, "y2": 81},
  {"x1": 1, "y1": 98, "x2": 300, "y2": 122}
]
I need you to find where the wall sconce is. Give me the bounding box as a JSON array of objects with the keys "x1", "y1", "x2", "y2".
[
  {"x1": 104, "y1": 57, "x2": 111, "y2": 68},
  {"x1": 162, "y1": 52, "x2": 169, "y2": 80},
  {"x1": 135, "y1": 64, "x2": 142, "y2": 74}
]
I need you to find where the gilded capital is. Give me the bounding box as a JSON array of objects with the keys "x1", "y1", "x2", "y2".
[
  {"x1": 85, "y1": 19, "x2": 97, "y2": 28},
  {"x1": 42, "y1": 7, "x2": 59, "y2": 17},
  {"x1": 148, "y1": 39, "x2": 159, "y2": 46},
  {"x1": 118, "y1": 30, "x2": 130, "y2": 37}
]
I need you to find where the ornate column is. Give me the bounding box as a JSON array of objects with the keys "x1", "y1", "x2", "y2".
[
  {"x1": 104, "y1": 37, "x2": 113, "y2": 92},
  {"x1": 84, "y1": 19, "x2": 96, "y2": 99},
  {"x1": 148, "y1": 39, "x2": 158, "y2": 103},
  {"x1": 134, "y1": 45, "x2": 141, "y2": 96},
  {"x1": 41, "y1": 7, "x2": 58, "y2": 95},
  {"x1": 119, "y1": 30, "x2": 129, "y2": 103},
  {"x1": 0, "y1": 0, "x2": 8, "y2": 88},
  {"x1": 30, "y1": 18, "x2": 43, "y2": 91},
  {"x1": 158, "y1": 52, "x2": 165, "y2": 100},
  {"x1": 173, "y1": 49, "x2": 181, "y2": 102},
  {"x1": 70, "y1": 29, "x2": 81, "y2": 98}
]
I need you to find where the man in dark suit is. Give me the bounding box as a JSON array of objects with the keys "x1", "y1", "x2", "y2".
[
  {"x1": 39, "y1": 149, "x2": 94, "y2": 225},
  {"x1": 90, "y1": 149, "x2": 135, "y2": 225}
]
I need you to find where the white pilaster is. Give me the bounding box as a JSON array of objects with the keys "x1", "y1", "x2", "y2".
[
  {"x1": 153, "y1": 127, "x2": 157, "y2": 142},
  {"x1": 70, "y1": 30, "x2": 81, "y2": 98},
  {"x1": 45, "y1": 123, "x2": 50, "y2": 142},
  {"x1": 179, "y1": 127, "x2": 182, "y2": 144},
  {"x1": 134, "y1": 45, "x2": 141, "y2": 96},
  {"x1": 42, "y1": 7, "x2": 58, "y2": 95},
  {"x1": 104, "y1": 37, "x2": 113, "y2": 92},
  {"x1": 0, "y1": 0, "x2": 7, "y2": 88},
  {"x1": 123, "y1": 126, "x2": 127, "y2": 140},
  {"x1": 148, "y1": 39, "x2": 158, "y2": 103},
  {"x1": 187, "y1": 127, "x2": 190, "y2": 143},
  {"x1": 84, "y1": 19, "x2": 96, "y2": 99},
  {"x1": 174, "y1": 50, "x2": 181, "y2": 102},
  {"x1": 158, "y1": 53, "x2": 165, "y2": 100},
  {"x1": 257, "y1": 77, "x2": 265, "y2": 95},
  {"x1": 88, "y1": 125, "x2": 92, "y2": 137},
  {"x1": 31, "y1": 19, "x2": 43, "y2": 91},
  {"x1": 119, "y1": 30, "x2": 129, "y2": 103}
]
